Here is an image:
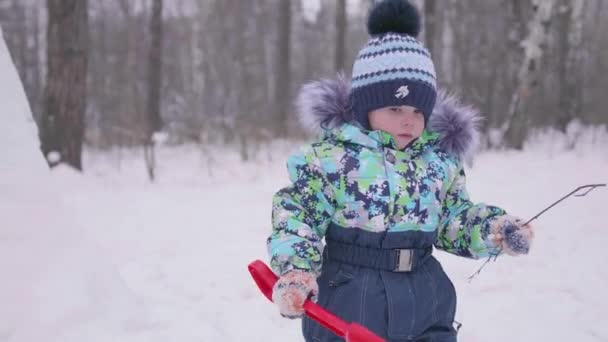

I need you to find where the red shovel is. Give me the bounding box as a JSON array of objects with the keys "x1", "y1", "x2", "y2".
[{"x1": 248, "y1": 260, "x2": 385, "y2": 342}]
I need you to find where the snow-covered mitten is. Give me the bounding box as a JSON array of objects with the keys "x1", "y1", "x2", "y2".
[
  {"x1": 272, "y1": 270, "x2": 318, "y2": 319},
  {"x1": 488, "y1": 215, "x2": 535, "y2": 256}
]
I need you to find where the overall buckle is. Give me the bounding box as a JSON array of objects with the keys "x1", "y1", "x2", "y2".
[{"x1": 394, "y1": 249, "x2": 413, "y2": 272}]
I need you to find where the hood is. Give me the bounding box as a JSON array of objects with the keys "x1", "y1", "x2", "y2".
[{"x1": 295, "y1": 75, "x2": 481, "y2": 162}]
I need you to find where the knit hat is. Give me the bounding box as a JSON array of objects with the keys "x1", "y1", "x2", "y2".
[{"x1": 351, "y1": 0, "x2": 437, "y2": 130}]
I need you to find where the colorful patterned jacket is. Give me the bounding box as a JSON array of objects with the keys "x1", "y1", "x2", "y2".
[{"x1": 268, "y1": 76, "x2": 506, "y2": 276}]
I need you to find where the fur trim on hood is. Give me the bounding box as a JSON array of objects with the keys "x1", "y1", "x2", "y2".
[{"x1": 295, "y1": 76, "x2": 481, "y2": 161}]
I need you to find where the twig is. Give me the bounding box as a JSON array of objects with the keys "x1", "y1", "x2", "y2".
[{"x1": 467, "y1": 183, "x2": 606, "y2": 281}]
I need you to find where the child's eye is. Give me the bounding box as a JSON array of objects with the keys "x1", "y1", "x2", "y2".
[
  {"x1": 413, "y1": 109, "x2": 423, "y2": 115},
  {"x1": 389, "y1": 107, "x2": 400, "y2": 113}
]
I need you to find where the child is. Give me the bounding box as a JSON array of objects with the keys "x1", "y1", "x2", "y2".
[{"x1": 267, "y1": 1, "x2": 534, "y2": 341}]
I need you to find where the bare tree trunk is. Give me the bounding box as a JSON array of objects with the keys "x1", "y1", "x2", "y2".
[
  {"x1": 440, "y1": 0, "x2": 455, "y2": 88},
  {"x1": 335, "y1": 0, "x2": 347, "y2": 73},
  {"x1": 424, "y1": 0, "x2": 437, "y2": 55},
  {"x1": 31, "y1": 5, "x2": 42, "y2": 124},
  {"x1": 147, "y1": 0, "x2": 163, "y2": 134},
  {"x1": 41, "y1": 0, "x2": 89, "y2": 170},
  {"x1": 451, "y1": 0, "x2": 471, "y2": 90},
  {"x1": 556, "y1": 0, "x2": 572, "y2": 132},
  {"x1": 500, "y1": 0, "x2": 528, "y2": 131},
  {"x1": 236, "y1": 1, "x2": 256, "y2": 162},
  {"x1": 117, "y1": 0, "x2": 142, "y2": 146},
  {"x1": 274, "y1": 0, "x2": 291, "y2": 137},
  {"x1": 95, "y1": 3, "x2": 111, "y2": 147},
  {"x1": 556, "y1": 0, "x2": 585, "y2": 132},
  {"x1": 11, "y1": 0, "x2": 26, "y2": 83},
  {"x1": 144, "y1": 0, "x2": 163, "y2": 181},
  {"x1": 502, "y1": 0, "x2": 556, "y2": 149}
]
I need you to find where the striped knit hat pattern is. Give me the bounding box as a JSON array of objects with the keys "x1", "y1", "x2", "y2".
[{"x1": 351, "y1": 0, "x2": 437, "y2": 129}]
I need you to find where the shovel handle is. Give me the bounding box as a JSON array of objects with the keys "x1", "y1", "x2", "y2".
[
  {"x1": 248, "y1": 260, "x2": 347, "y2": 336},
  {"x1": 248, "y1": 260, "x2": 385, "y2": 342}
]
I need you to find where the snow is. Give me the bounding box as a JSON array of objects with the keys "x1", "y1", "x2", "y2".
[
  {"x1": 2, "y1": 27, "x2": 608, "y2": 342},
  {"x1": 301, "y1": 0, "x2": 322, "y2": 23},
  {"x1": 46, "y1": 150, "x2": 61, "y2": 164},
  {"x1": 0, "y1": 29, "x2": 152, "y2": 342},
  {"x1": 300, "y1": 0, "x2": 367, "y2": 23}
]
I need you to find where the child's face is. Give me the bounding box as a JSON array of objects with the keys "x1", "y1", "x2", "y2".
[{"x1": 368, "y1": 105, "x2": 425, "y2": 149}]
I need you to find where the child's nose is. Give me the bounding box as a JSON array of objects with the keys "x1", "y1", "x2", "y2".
[{"x1": 400, "y1": 115, "x2": 414, "y2": 126}]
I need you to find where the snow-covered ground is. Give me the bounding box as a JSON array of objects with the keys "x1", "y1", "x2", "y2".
[{"x1": 2, "y1": 29, "x2": 608, "y2": 342}]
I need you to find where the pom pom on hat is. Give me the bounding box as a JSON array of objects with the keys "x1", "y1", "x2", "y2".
[{"x1": 367, "y1": 0, "x2": 421, "y2": 37}]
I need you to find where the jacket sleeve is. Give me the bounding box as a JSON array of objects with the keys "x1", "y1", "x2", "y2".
[
  {"x1": 435, "y1": 162, "x2": 506, "y2": 259},
  {"x1": 267, "y1": 145, "x2": 336, "y2": 276}
]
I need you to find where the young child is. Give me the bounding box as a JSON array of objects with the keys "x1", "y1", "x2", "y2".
[{"x1": 267, "y1": 1, "x2": 534, "y2": 341}]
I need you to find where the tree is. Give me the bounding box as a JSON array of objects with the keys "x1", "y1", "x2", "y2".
[
  {"x1": 502, "y1": 0, "x2": 556, "y2": 149},
  {"x1": 146, "y1": 0, "x2": 163, "y2": 135},
  {"x1": 424, "y1": 0, "x2": 437, "y2": 55},
  {"x1": 274, "y1": 0, "x2": 291, "y2": 137},
  {"x1": 144, "y1": 0, "x2": 164, "y2": 181},
  {"x1": 556, "y1": 0, "x2": 585, "y2": 132},
  {"x1": 41, "y1": 0, "x2": 89, "y2": 170},
  {"x1": 335, "y1": 0, "x2": 347, "y2": 73}
]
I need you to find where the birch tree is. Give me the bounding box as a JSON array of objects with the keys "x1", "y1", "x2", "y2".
[{"x1": 502, "y1": 0, "x2": 556, "y2": 148}]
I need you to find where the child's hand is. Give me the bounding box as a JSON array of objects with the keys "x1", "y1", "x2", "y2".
[
  {"x1": 489, "y1": 215, "x2": 535, "y2": 256},
  {"x1": 272, "y1": 270, "x2": 318, "y2": 319}
]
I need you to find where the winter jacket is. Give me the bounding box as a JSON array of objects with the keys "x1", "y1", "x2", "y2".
[{"x1": 268, "y1": 77, "x2": 506, "y2": 277}]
